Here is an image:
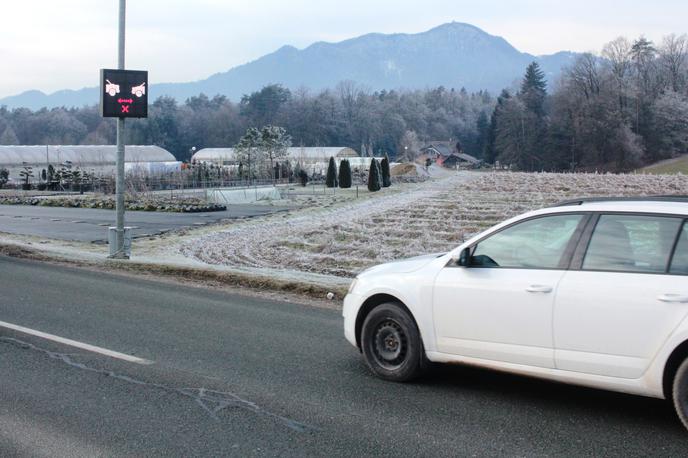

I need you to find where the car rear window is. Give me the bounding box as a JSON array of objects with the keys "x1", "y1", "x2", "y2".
[
  {"x1": 583, "y1": 215, "x2": 682, "y2": 273},
  {"x1": 670, "y1": 222, "x2": 688, "y2": 275}
]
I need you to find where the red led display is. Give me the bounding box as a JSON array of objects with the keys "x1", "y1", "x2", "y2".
[{"x1": 100, "y1": 69, "x2": 148, "y2": 118}]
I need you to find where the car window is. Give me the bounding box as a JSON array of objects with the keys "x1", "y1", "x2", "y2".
[
  {"x1": 670, "y1": 222, "x2": 688, "y2": 275},
  {"x1": 471, "y1": 214, "x2": 584, "y2": 269},
  {"x1": 583, "y1": 215, "x2": 682, "y2": 273}
]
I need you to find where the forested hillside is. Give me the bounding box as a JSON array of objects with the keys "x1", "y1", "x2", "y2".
[
  {"x1": 0, "y1": 22, "x2": 576, "y2": 109},
  {"x1": 0, "y1": 84, "x2": 494, "y2": 163},
  {"x1": 485, "y1": 35, "x2": 688, "y2": 171}
]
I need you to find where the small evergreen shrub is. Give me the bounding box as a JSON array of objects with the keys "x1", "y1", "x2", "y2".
[
  {"x1": 367, "y1": 158, "x2": 381, "y2": 192},
  {"x1": 381, "y1": 153, "x2": 391, "y2": 187},
  {"x1": 298, "y1": 169, "x2": 309, "y2": 187},
  {"x1": 338, "y1": 159, "x2": 352, "y2": 188},
  {"x1": 326, "y1": 156, "x2": 338, "y2": 188}
]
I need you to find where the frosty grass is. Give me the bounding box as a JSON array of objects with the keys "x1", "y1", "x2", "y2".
[{"x1": 180, "y1": 171, "x2": 687, "y2": 279}]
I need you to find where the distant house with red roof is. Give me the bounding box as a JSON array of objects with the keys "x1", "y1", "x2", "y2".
[{"x1": 418, "y1": 141, "x2": 481, "y2": 168}]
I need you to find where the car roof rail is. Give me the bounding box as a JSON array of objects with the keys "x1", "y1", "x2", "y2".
[{"x1": 553, "y1": 196, "x2": 688, "y2": 207}]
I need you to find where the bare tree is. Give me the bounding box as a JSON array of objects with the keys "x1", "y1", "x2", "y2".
[
  {"x1": 658, "y1": 34, "x2": 688, "y2": 92},
  {"x1": 567, "y1": 53, "x2": 602, "y2": 100},
  {"x1": 653, "y1": 90, "x2": 688, "y2": 157},
  {"x1": 602, "y1": 37, "x2": 632, "y2": 111}
]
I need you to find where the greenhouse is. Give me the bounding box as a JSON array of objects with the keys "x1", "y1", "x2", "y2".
[
  {"x1": 192, "y1": 147, "x2": 359, "y2": 166},
  {"x1": 0, "y1": 145, "x2": 178, "y2": 180}
]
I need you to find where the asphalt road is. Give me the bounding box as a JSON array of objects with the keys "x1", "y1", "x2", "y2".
[
  {"x1": 0, "y1": 204, "x2": 289, "y2": 242},
  {"x1": 1, "y1": 256, "x2": 687, "y2": 457}
]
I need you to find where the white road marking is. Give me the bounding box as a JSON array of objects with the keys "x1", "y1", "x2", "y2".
[{"x1": 0, "y1": 320, "x2": 154, "y2": 365}]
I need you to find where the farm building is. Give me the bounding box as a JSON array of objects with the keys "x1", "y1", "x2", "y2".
[
  {"x1": 418, "y1": 141, "x2": 480, "y2": 168},
  {"x1": 0, "y1": 145, "x2": 180, "y2": 182},
  {"x1": 437, "y1": 152, "x2": 481, "y2": 168},
  {"x1": 418, "y1": 141, "x2": 456, "y2": 161}
]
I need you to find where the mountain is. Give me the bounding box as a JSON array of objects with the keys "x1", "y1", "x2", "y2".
[{"x1": 0, "y1": 22, "x2": 578, "y2": 110}]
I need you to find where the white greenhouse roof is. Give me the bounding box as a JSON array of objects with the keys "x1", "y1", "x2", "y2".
[
  {"x1": 192, "y1": 147, "x2": 359, "y2": 162},
  {"x1": 0, "y1": 145, "x2": 176, "y2": 166}
]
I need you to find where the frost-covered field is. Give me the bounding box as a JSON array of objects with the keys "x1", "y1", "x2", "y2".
[{"x1": 180, "y1": 171, "x2": 687, "y2": 279}]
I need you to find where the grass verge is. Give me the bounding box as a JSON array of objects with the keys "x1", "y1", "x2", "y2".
[
  {"x1": 639, "y1": 155, "x2": 688, "y2": 175},
  {"x1": 0, "y1": 242, "x2": 347, "y2": 305}
]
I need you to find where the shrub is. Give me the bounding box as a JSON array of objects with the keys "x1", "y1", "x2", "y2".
[
  {"x1": 338, "y1": 159, "x2": 352, "y2": 188},
  {"x1": 298, "y1": 169, "x2": 309, "y2": 187},
  {"x1": 367, "y1": 158, "x2": 381, "y2": 192},
  {"x1": 0, "y1": 168, "x2": 8, "y2": 188},
  {"x1": 381, "y1": 153, "x2": 391, "y2": 187},
  {"x1": 326, "y1": 156, "x2": 338, "y2": 188}
]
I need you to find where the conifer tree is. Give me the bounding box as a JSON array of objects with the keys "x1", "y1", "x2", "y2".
[
  {"x1": 338, "y1": 159, "x2": 352, "y2": 188},
  {"x1": 513, "y1": 62, "x2": 549, "y2": 170},
  {"x1": 483, "y1": 90, "x2": 511, "y2": 164},
  {"x1": 381, "y1": 153, "x2": 391, "y2": 187},
  {"x1": 475, "y1": 111, "x2": 490, "y2": 160},
  {"x1": 367, "y1": 158, "x2": 381, "y2": 192},
  {"x1": 520, "y1": 62, "x2": 547, "y2": 116},
  {"x1": 326, "y1": 156, "x2": 338, "y2": 187}
]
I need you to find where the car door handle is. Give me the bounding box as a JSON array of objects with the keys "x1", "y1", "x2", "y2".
[
  {"x1": 526, "y1": 285, "x2": 553, "y2": 293},
  {"x1": 658, "y1": 294, "x2": 688, "y2": 303}
]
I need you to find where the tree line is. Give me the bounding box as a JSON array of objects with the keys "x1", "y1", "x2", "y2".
[
  {"x1": 0, "y1": 33, "x2": 686, "y2": 172},
  {"x1": 0, "y1": 84, "x2": 494, "y2": 164},
  {"x1": 486, "y1": 34, "x2": 688, "y2": 171}
]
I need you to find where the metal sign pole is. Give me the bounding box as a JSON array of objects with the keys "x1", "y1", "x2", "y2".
[{"x1": 114, "y1": 0, "x2": 127, "y2": 258}]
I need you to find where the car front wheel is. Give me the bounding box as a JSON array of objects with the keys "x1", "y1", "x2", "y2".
[
  {"x1": 673, "y1": 357, "x2": 688, "y2": 431},
  {"x1": 361, "y1": 302, "x2": 425, "y2": 382}
]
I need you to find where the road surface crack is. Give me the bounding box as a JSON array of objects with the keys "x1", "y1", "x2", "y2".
[{"x1": 1, "y1": 336, "x2": 317, "y2": 433}]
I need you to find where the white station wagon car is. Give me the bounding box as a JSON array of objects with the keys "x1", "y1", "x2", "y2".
[{"x1": 343, "y1": 197, "x2": 688, "y2": 429}]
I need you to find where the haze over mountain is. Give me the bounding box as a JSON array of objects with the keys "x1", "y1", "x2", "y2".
[{"x1": 1, "y1": 22, "x2": 577, "y2": 110}]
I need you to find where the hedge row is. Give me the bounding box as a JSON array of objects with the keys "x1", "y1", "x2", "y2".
[{"x1": 0, "y1": 196, "x2": 226, "y2": 213}]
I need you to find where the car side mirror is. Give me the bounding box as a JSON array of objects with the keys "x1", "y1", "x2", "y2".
[{"x1": 452, "y1": 247, "x2": 471, "y2": 267}]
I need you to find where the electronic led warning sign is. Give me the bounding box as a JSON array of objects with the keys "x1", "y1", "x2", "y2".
[{"x1": 100, "y1": 69, "x2": 148, "y2": 118}]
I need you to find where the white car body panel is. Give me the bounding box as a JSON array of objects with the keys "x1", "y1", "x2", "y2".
[
  {"x1": 344, "y1": 200, "x2": 688, "y2": 400},
  {"x1": 425, "y1": 351, "x2": 662, "y2": 398},
  {"x1": 554, "y1": 271, "x2": 688, "y2": 379},
  {"x1": 433, "y1": 267, "x2": 564, "y2": 368}
]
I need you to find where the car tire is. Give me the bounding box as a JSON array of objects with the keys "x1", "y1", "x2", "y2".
[
  {"x1": 673, "y1": 357, "x2": 688, "y2": 431},
  {"x1": 361, "y1": 302, "x2": 425, "y2": 382}
]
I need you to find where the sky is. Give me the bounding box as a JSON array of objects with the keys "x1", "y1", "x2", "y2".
[{"x1": 0, "y1": 0, "x2": 685, "y2": 98}]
